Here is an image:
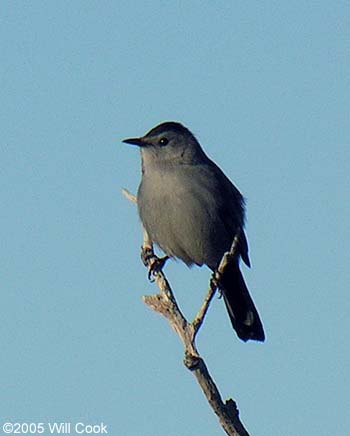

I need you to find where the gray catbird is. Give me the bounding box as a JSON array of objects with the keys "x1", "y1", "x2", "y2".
[{"x1": 123, "y1": 121, "x2": 265, "y2": 342}]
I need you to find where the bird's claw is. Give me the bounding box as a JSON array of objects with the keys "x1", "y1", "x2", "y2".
[
  {"x1": 140, "y1": 246, "x2": 169, "y2": 281},
  {"x1": 147, "y1": 255, "x2": 169, "y2": 281},
  {"x1": 210, "y1": 270, "x2": 223, "y2": 298}
]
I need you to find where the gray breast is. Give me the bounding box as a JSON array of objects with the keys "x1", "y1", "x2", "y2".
[{"x1": 137, "y1": 162, "x2": 243, "y2": 269}]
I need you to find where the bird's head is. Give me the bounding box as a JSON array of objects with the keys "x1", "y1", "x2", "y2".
[{"x1": 123, "y1": 121, "x2": 206, "y2": 167}]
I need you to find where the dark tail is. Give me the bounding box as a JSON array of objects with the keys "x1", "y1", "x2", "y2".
[{"x1": 220, "y1": 263, "x2": 265, "y2": 342}]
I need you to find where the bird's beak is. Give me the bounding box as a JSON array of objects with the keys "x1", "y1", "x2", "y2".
[{"x1": 122, "y1": 137, "x2": 146, "y2": 147}]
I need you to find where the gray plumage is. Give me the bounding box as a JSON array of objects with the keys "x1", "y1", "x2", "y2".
[{"x1": 123, "y1": 121, "x2": 264, "y2": 342}]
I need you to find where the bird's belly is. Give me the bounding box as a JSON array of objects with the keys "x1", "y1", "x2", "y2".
[{"x1": 137, "y1": 173, "x2": 231, "y2": 268}]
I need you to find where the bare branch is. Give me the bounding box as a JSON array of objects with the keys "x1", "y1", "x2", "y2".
[
  {"x1": 217, "y1": 229, "x2": 241, "y2": 273},
  {"x1": 141, "y1": 240, "x2": 250, "y2": 436},
  {"x1": 121, "y1": 188, "x2": 137, "y2": 204},
  {"x1": 192, "y1": 279, "x2": 217, "y2": 335}
]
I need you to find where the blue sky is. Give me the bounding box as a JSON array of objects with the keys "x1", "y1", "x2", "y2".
[{"x1": 1, "y1": 2, "x2": 349, "y2": 435}]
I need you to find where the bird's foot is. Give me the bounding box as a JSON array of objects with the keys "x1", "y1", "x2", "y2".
[
  {"x1": 141, "y1": 246, "x2": 169, "y2": 281},
  {"x1": 210, "y1": 270, "x2": 223, "y2": 298},
  {"x1": 147, "y1": 255, "x2": 169, "y2": 281}
]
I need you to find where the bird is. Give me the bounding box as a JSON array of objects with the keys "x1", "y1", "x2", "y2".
[{"x1": 123, "y1": 121, "x2": 265, "y2": 342}]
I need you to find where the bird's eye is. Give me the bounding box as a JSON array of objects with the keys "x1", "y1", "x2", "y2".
[{"x1": 159, "y1": 137, "x2": 169, "y2": 146}]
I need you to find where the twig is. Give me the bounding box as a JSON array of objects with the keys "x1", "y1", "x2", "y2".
[
  {"x1": 141, "y1": 242, "x2": 249, "y2": 436},
  {"x1": 121, "y1": 188, "x2": 137, "y2": 204},
  {"x1": 192, "y1": 232, "x2": 241, "y2": 336},
  {"x1": 192, "y1": 280, "x2": 217, "y2": 335}
]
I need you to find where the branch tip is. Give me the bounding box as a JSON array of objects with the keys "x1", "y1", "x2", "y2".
[{"x1": 121, "y1": 188, "x2": 137, "y2": 204}]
